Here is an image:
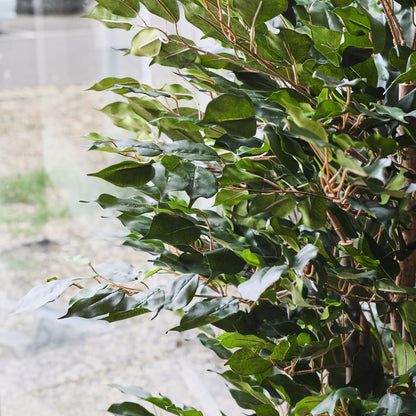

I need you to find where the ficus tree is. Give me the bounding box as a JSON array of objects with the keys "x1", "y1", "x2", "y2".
[{"x1": 18, "y1": 0, "x2": 416, "y2": 414}]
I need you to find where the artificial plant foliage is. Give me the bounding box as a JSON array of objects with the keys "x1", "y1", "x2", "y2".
[{"x1": 19, "y1": 0, "x2": 416, "y2": 415}]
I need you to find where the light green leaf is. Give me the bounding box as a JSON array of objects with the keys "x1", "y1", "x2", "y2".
[
  {"x1": 214, "y1": 189, "x2": 250, "y2": 206},
  {"x1": 239, "y1": 265, "x2": 288, "y2": 301},
  {"x1": 83, "y1": 5, "x2": 133, "y2": 30},
  {"x1": 130, "y1": 28, "x2": 161, "y2": 57},
  {"x1": 15, "y1": 280, "x2": 73, "y2": 313}
]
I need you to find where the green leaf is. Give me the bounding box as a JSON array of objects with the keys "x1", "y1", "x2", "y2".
[
  {"x1": 314, "y1": 100, "x2": 344, "y2": 120},
  {"x1": 83, "y1": 5, "x2": 133, "y2": 30},
  {"x1": 310, "y1": 26, "x2": 342, "y2": 65},
  {"x1": 88, "y1": 161, "x2": 155, "y2": 188},
  {"x1": 184, "y1": 164, "x2": 218, "y2": 203},
  {"x1": 230, "y1": 0, "x2": 288, "y2": 26},
  {"x1": 226, "y1": 347, "x2": 272, "y2": 375},
  {"x1": 287, "y1": 106, "x2": 328, "y2": 144},
  {"x1": 398, "y1": 301, "x2": 416, "y2": 344},
  {"x1": 218, "y1": 165, "x2": 261, "y2": 186},
  {"x1": 214, "y1": 189, "x2": 250, "y2": 206},
  {"x1": 298, "y1": 196, "x2": 327, "y2": 229},
  {"x1": 145, "y1": 213, "x2": 201, "y2": 245},
  {"x1": 160, "y1": 141, "x2": 219, "y2": 161},
  {"x1": 101, "y1": 102, "x2": 151, "y2": 132},
  {"x1": 203, "y1": 94, "x2": 257, "y2": 138},
  {"x1": 110, "y1": 385, "x2": 203, "y2": 415},
  {"x1": 262, "y1": 374, "x2": 311, "y2": 405},
  {"x1": 311, "y1": 387, "x2": 357, "y2": 415},
  {"x1": 197, "y1": 333, "x2": 232, "y2": 359},
  {"x1": 265, "y1": 30, "x2": 313, "y2": 63},
  {"x1": 87, "y1": 77, "x2": 139, "y2": 92},
  {"x1": 171, "y1": 296, "x2": 239, "y2": 331},
  {"x1": 270, "y1": 217, "x2": 300, "y2": 251},
  {"x1": 152, "y1": 37, "x2": 197, "y2": 68},
  {"x1": 376, "y1": 393, "x2": 416, "y2": 416},
  {"x1": 95, "y1": 194, "x2": 153, "y2": 215},
  {"x1": 334, "y1": 7, "x2": 371, "y2": 35},
  {"x1": 217, "y1": 332, "x2": 268, "y2": 349},
  {"x1": 341, "y1": 46, "x2": 373, "y2": 67},
  {"x1": 291, "y1": 244, "x2": 319, "y2": 275},
  {"x1": 130, "y1": 29, "x2": 161, "y2": 57},
  {"x1": 394, "y1": 52, "x2": 416, "y2": 83},
  {"x1": 108, "y1": 402, "x2": 154, "y2": 416},
  {"x1": 239, "y1": 265, "x2": 288, "y2": 301},
  {"x1": 205, "y1": 248, "x2": 246, "y2": 277},
  {"x1": 96, "y1": 0, "x2": 140, "y2": 17},
  {"x1": 164, "y1": 274, "x2": 199, "y2": 310},
  {"x1": 140, "y1": 0, "x2": 180, "y2": 23},
  {"x1": 15, "y1": 280, "x2": 73, "y2": 313},
  {"x1": 391, "y1": 332, "x2": 416, "y2": 376},
  {"x1": 61, "y1": 286, "x2": 125, "y2": 319}
]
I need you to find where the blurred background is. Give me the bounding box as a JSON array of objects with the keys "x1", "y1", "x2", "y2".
[{"x1": 0, "y1": 2, "x2": 236, "y2": 415}]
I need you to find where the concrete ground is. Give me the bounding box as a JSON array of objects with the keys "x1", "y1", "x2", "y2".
[{"x1": 0, "y1": 10, "x2": 238, "y2": 416}]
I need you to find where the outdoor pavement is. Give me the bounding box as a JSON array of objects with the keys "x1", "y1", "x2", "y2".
[{"x1": 0, "y1": 7, "x2": 238, "y2": 416}]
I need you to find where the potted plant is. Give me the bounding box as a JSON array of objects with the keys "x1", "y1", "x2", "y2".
[{"x1": 19, "y1": 0, "x2": 416, "y2": 414}]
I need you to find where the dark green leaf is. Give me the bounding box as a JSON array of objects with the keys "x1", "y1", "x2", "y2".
[
  {"x1": 341, "y1": 46, "x2": 373, "y2": 67},
  {"x1": 61, "y1": 286, "x2": 125, "y2": 319},
  {"x1": 164, "y1": 273, "x2": 199, "y2": 310},
  {"x1": 184, "y1": 164, "x2": 218, "y2": 203},
  {"x1": 311, "y1": 387, "x2": 357, "y2": 415},
  {"x1": 203, "y1": 94, "x2": 256, "y2": 138},
  {"x1": 171, "y1": 296, "x2": 239, "y2": 331},
  {"x1": 205, "y1": 248, "x2": 246, "y2": 277},
  {"x1": 108, "y1": 402, "x2": 154, "y2": 416},
  {"x1": 145, "y1": 213, "x2": 201, "y2": 245},
  {"x1": 88, "y1": 161, "x2": 155, "y2": 188}
]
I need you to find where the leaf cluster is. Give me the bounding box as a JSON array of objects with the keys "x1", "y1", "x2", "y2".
[{"x1": 19, "y1": 0, "x2": 416, "y2": 414}]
